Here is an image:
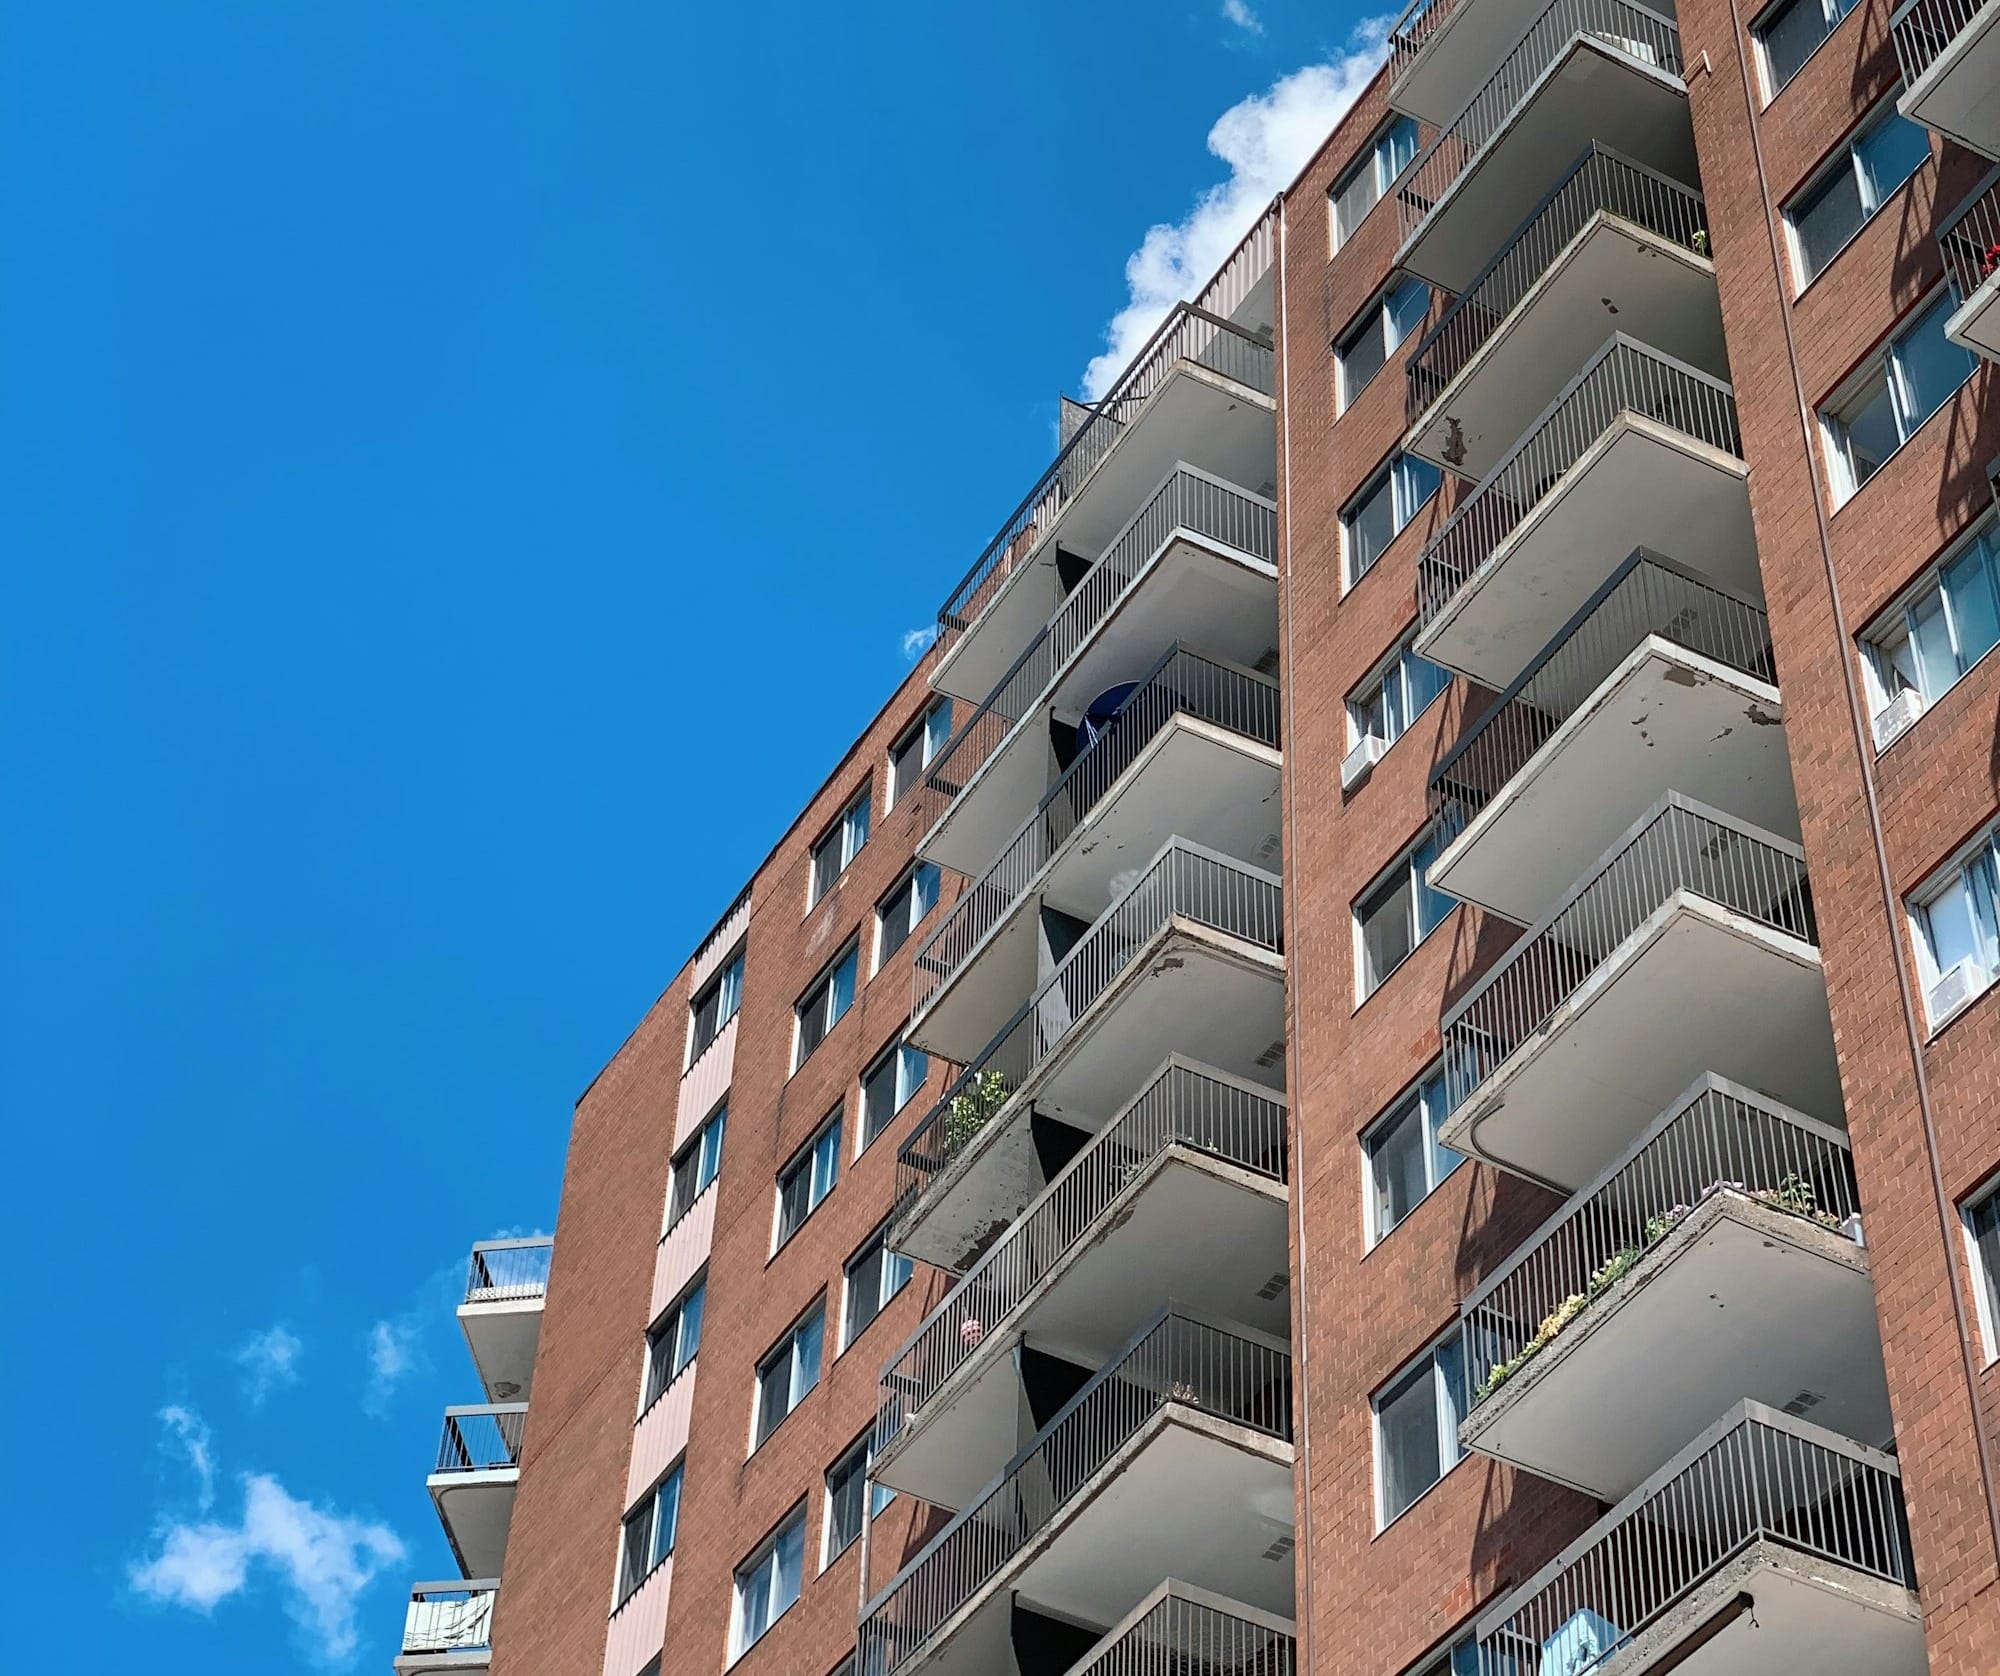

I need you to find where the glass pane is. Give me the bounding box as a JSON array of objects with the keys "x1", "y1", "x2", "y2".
[
  {"x1": 1341, "y1": 311, "x2": 1389, "y2": 405},
  {"x1": 914, "y1": 862, "x2": 940, "y2": 919},
  {"x1": 1855, "y1": 113, "x2": 1929, "y2": 212},
  {"x1": 1379, "y1": 115, "x2": 1418, "y2": 184},
  {"x1": 889, "y1": 735, "x2": 919, "y2": 804},
  {"x1": 884, "y1": 1248, "x2": 913, "y2": 1301},
  {"x1": 1378, "y1": 1361, "x2": 1442, "y2": 1521},
  {"x1": 1412, "y1": 828, "x2": 1455, "y2": 939},
  {"x1": 702, "y1": 1111, "x2": 726, "y2": 1182},
  {"x1": 1404, "y1": 651, "x2": 1451, "y2": 719},
  {"x1": 793, "y1": 1312, "x2": 824, "y2": 1400},
  {"x1": 827, "y1": 1453, "x2": 864, "y2": 1555},
  {"x1": 739, "y1": 1554, "x2": 774, "y2": 1642},
  {"x1": 1394, "y1": 455, "x2": 1442, "y2": 526},
  {"x1": 1893, "y1": 294, "x2": 1975, "y2": 438},
  {"x1": 811, "y1": 840, "x2": 839, "y2": 904},
  {"x1": 1385, "y1": 276, "x2": 1429, "y2": 353},
  {"x1": 1972, "y1": 1193, "x2": 2000, "y2": 1347},
  {"x1": 677, "y1": 1284, "x2": 704, "y2": 1372},
  {"x1": 1333, "y1": 165, "x2": 1377, "y2": 245},
  {"x1": 1944, "y1": 539, "x2": 2000, "y2": 677},
  {"x1": 719, "y1": 954, "x2": 743, "y2": 1022},
  {"x1": 829, "y1": 950, "x2": 857, "y2": 1024},
  {"x1": 1369, "y1": 1100, "x2": 1428, "y2": 1238},
  {"x1": 1791, "y1": 162, "x2": 1863, "y2": 283},
  {"x1": 622, "y1": 1504, "x2": 652, "y2": 1597},
  {"x1": 878, "y1": 893, "x2": 912, "y2": 962},
  {"x1": 1758, "y1": 0, "x2": 1829, "y2": 91},
  {"x1": 1359, "y1": 871, "x2": 1415, "y2": 995},
  {"x1": 1969, "y1": 851, "x2": 2000, "y2": 975},
  {"x1": 1921, "y1": 874, "x2": 1983, "y2": 980},
  {"x1": 1346, "y1": 476, "x2": 1395, "y2": 581},
  {"x1": 773, "y1": 1518, "x2": 805, "y2": 1614},
  {"x1": 862, "y1": 1061, "x2": 895, "y2": 1144},
  {"x1": 1422, "y1": 1074, "x2": 1465, "y2": 1187},
  {"x1": 897, "y1": 1044, "x2": 928, "y2": 1109},
  {"x1": 1379, "y1": 665, "x2": 1407, "y2": 742},
  {"x1": 1827, "y1": 372, "x2": 1898, "y2": 496},
  {"x1": 847, "y1": 1243, "x2": 884, "y2": 1339},
  {"x1": 756, "y1": 1358, "x2": 789, "y2": 1443},
  {"x1": 925, "y1": 700, "x2": 953, "y2": 761},
  {"x1": 1910, "y1": 587, "x2": 1957, "y2": 702},
  {"x1": 654, "y1": 1471, "x2": 681, "y2": 1565}
]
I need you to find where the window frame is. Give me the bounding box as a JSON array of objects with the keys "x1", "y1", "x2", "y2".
[
  {"x1": 842, "y1": 1220, "x2": 915, "y2": 1350},
  {"x1": 1363, "y1": 1065, "x2": 1465, "y2": 1248},
  {"x1": 730, "y1": 1504, "x2": 807, "y2": 1660},
  {"x1": 774, "y1": 1113, "x2": 843, "y2": 1250},
  {"x1": 1964, "y1": 1172, "x2": 2000, "y2": 1366},
  {"x1": 642, "y1": 1271, "x2": 706, "y2": 1413},
  {"x1": 1347, "y1": 628, "x2": 1451, "y2": 755},
  {"x1": 792, "y1": 941, "x2": 860, "y2": 1071},
  {"x1": 859, "y1": 1035, "x2": 931, "y2": 1150},
  {"x1": 1820, "y1": 285, "x2": 1977, "y2": 506},
  {"x1": 1342, "y1": 453, "x2": 1442, "y2": 589},
  {"x1": 1752, "y1": 0, "x2": 1858, "y2": 101},
  {"x1": 1329, "y1": 114, "x2": 1420, "y2": 252},
  {"x1": 752, "y1": 1299, "x2": 826, "y2": 1450},
  {"x1": 888, "y1": 697, "x2": 953, "y2": 809},
  {"x1": 666, "y1": 1103, "x2": 728, "y2": 1230},
  {"x1": 1905, "y1": 823, "x2": 2000, "y2": 1029},
  {"x1": 1336, "y1": 274, "x2": 1430, "y2": 411},
  {"x1": 809, "y1": 788, "x2": 872, "y2": 907},
  {"x1": 1353, "y1": 820, "x2": 1458, "y2": 1004},
  {"x1": 688, "y1": 946, "x2": 746, "y2": 1066},
  {"x1": 875, "y1": 860, "x2": 942, "y2": 969},
  {"x1": 1860, "y1": 515, "x2": 2000, "y2": 735},
  {"x1": 822, "y1": 1431, "x2": 895, "y2": 1567},
  {"x1": 617, "y1": 1460, "x2": 684, "y2": 1605},
  {"x1": 1783, "y1": 99, "x2": 1930, "y2": 291},
  {"x1": 1373, "y1": 1329, "x2": 1470, "y2": 1529}
]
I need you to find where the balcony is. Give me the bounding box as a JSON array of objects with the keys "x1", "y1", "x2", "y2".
[
  {"x1": 1414, "y1": 336, "x2": 1754, "y2": 692},
  {"x1": 1404, "y1": 147, "x2": 1720, "y2": 483},
  {"x1": 457, "y1": 1237, "x2": 551, "y2": 1403},
  {"x1": 427, "y1": 1405, "x2": 525, "y2": 1578},
  {"x1": 932, "y1": 303, "x2": 1278, "y2": 709},
  {"x1": 1438, "y1": 794, "x2": 1840, "y2": 1193},
  {"x1": 910, "y1": 645, "x2": 1281, "y2": 1064},
  {"x1": 892, "y1": 840, "x2": 1285, "y2": 1274},
  {"x1": 857, "y1": 1312, "x2": 1293, "y2": 1676},
  {"x1": 1940, "y1": 167, "x2": 2000, "y2": 361},
  {"x1": 1428, "y1": 551, "x2": 1795, "y2": 927},
  {"x1": 1458, "y1": 1075, "x2": 1888, "y2": 1502},
  {"x1": 1064, "y1": 1582, "x2": 1296, "y2": 1676},
  {"x1": 922, "y1": 465, "x2": 1279, "y2": 882},
  {"x1": 393, "y1": 1581, "x2": 497, "y2": 1675},
  {"x1": 1894, "y1": 0, "x2": 2000, "y2": 158},
  {"x1": 1394, "y1": 0, "x2": 1695, "y2": 295},
  {"x1": 874, "y1": 1059, "x2": 1287, "y2": 1511},
  {"x1": 1472, "y1": 1404, "x2": 1921, "y2": 1676}
]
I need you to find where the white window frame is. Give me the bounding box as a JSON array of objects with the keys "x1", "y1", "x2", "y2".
[
  {"x1": 809, "y1": 788, "x2": 872, "y2": 906},
  {"x1": 1347, "y1": 629, "x2": 1451, "y2": 755},
  {"x1": 618, "y1": 1461, "x2": 683, "y2": 1604},
  {"x1": 792, "y1": 942, "x2": 860, "y2": 1070},
  {"x1": 875, "y1": 861, "x2": 942, "y2": 969},
  {"x1": 1905, "y1": 822, "x2": 2000, "y2": 1029},
  {"x1": 687, "y1": 947, "x2": 745, "y2": 1066},
  {"x1": 774, "y1": 1114, "x2": 843, "y2": 1250},
  {"x1": 752, "y1": 1302, "x2": 826, "y2": 1450},
  {"x1": 822, "y1": 1433, "x2": 895, "y2": 1568},
  {"x1": 1860, "y1": 517, "x2": 2000, "y2": 736},
  {"x1": 1353, "y1": 820, "x2": 1457, "y2": 1004},
  {"x1": 1964, "y1": 1172, "x2": 2000, "y2": 1366},
  {"x1": 666, "y1": 1103, "x2": 727, "y2": 1230},
  {"x1": 642, "y1": 1272, "x2": 705, "y2": 1412},
  {"x1": 889, "y1": 698, "x2": 953, "y2": 809},
  {"x1": 842, "y1": 1221, "x2": 915, "y2": 1350},
  {"x1": 1330, "y1": 114, "x2": 1419, "y2": 252},
  {"x1": 1363, "y1": 1066, "x2": 1464, "y2": 1247},
  {"x1": 1372, "y1": 1329, "x2": 1469, "y2": 1529},
  {"x1": 1752, "y1": 0, "x2": 1858, "y2": 100},
  {"x1": 860, "y1": 1037, "x2": 930, "y2": 1150},
  {"x1": 1337, "y1": 274, "x2": 1430, "y2": 412},
  {"x1": 1820, "y1": 286, "x2": 1976, "y2": 505},
  {"x1": 1343, "y1": 454, "x2": 1441, "y2": 589},
  {"x1": 1784, "y1": 101, "x2": 1930, "y2": 291},
  {"x1": 729, "y1": 1505, "x2": 806, "y2": 1660}
]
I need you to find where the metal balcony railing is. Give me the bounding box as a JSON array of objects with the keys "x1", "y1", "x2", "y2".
[
  {"x1": 1389, "y1": 0, "x2": 1463, "y2": 84},
  {"x1": 934, "y1": 300, "x2": 1276, "y2": 653},
  {"x1": 913, "y1": 646, "x2": 1280, "y2": 1018},
  {"x1": 877, "y1": 1060, "x2": 1286, "y2": 1455},
  {"x1": 1416, "y1": 336, "x2": 1741, "y2": 633},
  {"x1": 924, "y1": 466, "x2": 1277, "y2": 808},
  {"x1": 1892, "y1": 0, "x2": 1996, "y2": 93},
  {"x1": 434, "y1": 1404, "x2": 527, "y2": 1475},
  {"x1": 1397, "y1": 0, "x2": 1684, "y2": 248},
  {"x1": 1429, "y1": 551, "x2": 1773, "y2": 830},
  {"x1": 858, "y1": 1311, "x2": 1292, "y2": 1676},
  {"x1": 1405, "y1": 147, "x2": 1707, "y2": 427},
  {"x1": 1938, "y1": 165, "x2": 2000, "y2": 305},
  {"x1": 463, "y1": 1237, "x2": 553, "y2": 1306},
  {"x1": 894, "y1": 841, "x2": 1284, "y2": 1222},
  {"x1": 401, "y1": 1580, "x2": 499, "y2": 1656},
  {"x1": 1442, "y1": 795, "x2": 1814, "y2": 1112},
  {"x1": 1068, "y1": 1582, "x2": 1297, "y2": 1676},
  {"x1": 1461, "y1": 1076, "x2": 1859, "y2": 1405},
  {"x1": 1473, "y1": 1404, "x2": 1911, "y2": 1675}
]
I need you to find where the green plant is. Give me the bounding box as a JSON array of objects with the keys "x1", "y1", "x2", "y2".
[
  {"x1": 1587, "y1": 1247, "x2": 1641, "y2": 1297},
  {"x1": 943, "y1": 1069, "x2": 1011, "y2": 1149}
]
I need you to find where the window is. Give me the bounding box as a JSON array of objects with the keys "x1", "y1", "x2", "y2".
[
  {"x1": 876, "y1": 862, "x2": 942, "y2": 966},
  {"x1": 1821, "y1": 290, "x2": 1977, "y2": 503},
  {"x1": 1908, "y1": 826, "x2": 2000, "y2": 1026},
  {"x1": 1375, "y1": 1334, "x2": 1468, "y2": 1525},
  {"x1": 754, "y1": 1304, "x2": 825, "y2": 1447},
  {"x1": 667, "y1": 1105, "x2": 727, "y2": 1227},
  {"x1": 731, "y1": 1507, "x2": 806, "y2": 1656},
  {"x1": 1786, "y1": 105, "x2": 1929, "y2": 286},
  {"x1": 843, "y1": 1223, "x2": 914, "y2": 1348},
  {"x1": 810, "y1": 790, "x2": 871, "y2": 905},
  {"x1": 793, "y1": 944, "x2": 859, "y2": 1069},
  {"x1": 1862, "y1": 519, "x2": 2000, "y2": 736},
  {"x1": 1349, "y1": 633, "x2": 1451, "y2": 754},
  {"x1": 1356, "y1": 823, "x2": 1457, "y2": 1001},
  {"x1": 776, "y1": 1116, "x2": 842, "y2": 1248},
  {"x1": 688, "y1": 948, "x2": 745, "y2": 1064},
  {"x1": 1754, "y1": 0, "x2": 1859, "y2": 96},
  {"x1": 1344, "y1": 455, "x2": 1441, "y2": 586},
  {"x1": 618, "y1": 1463, "x2": 683, "y2": 1603},
  {"x1": 889, "y1": 698, "x2": 953, "y2": 807},
  {"x1": 1366, "y1": 1068, "x2": 1464, "y2": 1245},
  {"x1": 824, "y1": 1434, "x2": 894, "y2": 1564},
  {"x1": 1968, "y1": 1181, "x2": 2000, "y2": 1361},
  {"x1": 1331, "y1": 116, "x2": 1419, "y2": 249},
  {"x1": 1338, "y1": 276, "x2": 1430, "y2": 409},
  {"x1": 1411, "y1": 1636, "x2": 1482, "y2": 1676},
  {"x1": 643, "y1": 1275, "x2": 705, "y2": 1409},
  {"x1": 860, "y1": 1038, "x2": 930, "y2": 1148}
]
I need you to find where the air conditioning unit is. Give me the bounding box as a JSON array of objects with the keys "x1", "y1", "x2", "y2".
[
  {"x1": 1341, "y1": 735, "x2": 1386, "y2": 792},
  {"x1": 1872, "y1": 687, "x2": 1925, "y2": 750},
  {"x1": 1926, "y1": 957, "x2": 1989, "y2": 1025}
]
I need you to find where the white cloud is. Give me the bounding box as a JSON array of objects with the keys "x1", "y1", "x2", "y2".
[
  {"x1": 1222, "y1": 0, "x2": 1265, "y2": 34},
  {"x1": 158, "y1": 1404, "x2": 217, "y2": 1512},
  {"x1": 235, "y1": 1325, "x2": 304, "y2": 1407},
  {"x1": 362, "y1": 1318, "x2": 421, "y2": 1418},
  {"x1": 1079, "y1": 23, "x2": 1392, "y2": 400},
  {"x1": 131, "y1": 1470, "x2": 405, "y2": 1666},
  {"x1": 901, "y1": 625, "x2": 939, "y2": 661}
]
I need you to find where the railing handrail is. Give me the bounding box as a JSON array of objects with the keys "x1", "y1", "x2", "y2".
[
  {"x1": 935, "y1": 303, "x2": 1276, "y2": 640},
  {"x1": 1442, "y1": 789, "x2": 1808, "y2": 1032},
  {"x1": 876, "y1": 1057, "x2": 1287, "y2": 1448},
  {"x1": 1936, "y1": 163, "x2": 2000, "y2": 302},
  {"x1": 1891, "y1": 0, "x2": 1997, "y2": 85},
  {"x1": 435, "y1": 1404, "x2": 528, "y2": 1474},
  {"x1": 1062, "y1": 1580, "x2": 1298, "y2": 1676}
]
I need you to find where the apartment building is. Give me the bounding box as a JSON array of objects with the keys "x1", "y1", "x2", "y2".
[{"x1": 387, "y1": 0, "x2": 2000, "y2": 1671}]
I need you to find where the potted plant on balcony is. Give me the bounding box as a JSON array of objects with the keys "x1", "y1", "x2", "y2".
[{"x1": 943, "y1": 1069, "x2": 1012, "y2": 1151}]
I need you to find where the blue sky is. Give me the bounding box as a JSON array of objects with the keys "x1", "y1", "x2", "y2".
[{"x1": 0, "y1": 3, "x2": 1381, "y2": 1668}]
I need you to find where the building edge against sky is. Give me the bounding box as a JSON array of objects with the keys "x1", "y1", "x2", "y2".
[{"x1": 390, "y1": 3, "x2": 2000, "y2": 1672}]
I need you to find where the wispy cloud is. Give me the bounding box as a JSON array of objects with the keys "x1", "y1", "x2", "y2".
[
  {"x1": 158, "y1": 1404, "x2": 217, "y2": 1512},
  {"x1": 131, "y1": 1464, "x2": 405, "y2": 1666},
  {"x1": 1221, "y1": 0, "x2": 1265, "y2": 34},
  {"x1": 1079, "y1": 22, "x2": 1392, "y2": 400},
  {"x1": 235, "y1": 1325, "x2": 304, "y2": 1407},
  {"x1": 362, "y1": 1318, "x2": 422, "y2": 1419},
  {"x1": 900, "y1": 625, "x2": 938, "y2": 662}
]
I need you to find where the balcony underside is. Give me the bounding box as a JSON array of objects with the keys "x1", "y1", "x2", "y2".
[
  {"x1": 1580, "y1": 1541, "x2": 1924, "y2": 1676},
  {"x1": 1947, "y1": 268, "x2": 2000, "y2": 363},
  {"x1": 1432, "y1": 643, "x2": 1795, "y2": 925},
  {"x1": 1417, "y1": 418, "x2": 1756, "y2": 691},
  {"x1": 1898, "y1": 7, "x2": 2000, "y2": 159},
  {"x1": 1407, "y1": 218, "x2": 1724, "y2": 482},
  {"x1": 1463, "y1": 1195, "x2": 1887, "y2": 1502},
  {"x1": 1442, "y1": 898, "x2": 1840, "y2": 1193},
  {"x1": 924, "y1": 536, "x2": 1279, "y2": 881},
  {"x1": 427, "y1": 1473, "x2": 518, "y2": 1580},
  {"x1": 876, "y1": 1153, "x2": 1289, "y2": 1510},
  {"x1": 895, "y1": 929, "x2": 1287, "y2": 1274},
  {"x1": 912, "y1": 722, "x2": 1283, "y2": 1064},
  {"x1": 1393, "y1": 0, "x2": 1565, "y2": 126},
  {"x1": 933, "y1": 370, "x2": 1278, "y2": 706},
  {"x1": 457, "y1": 1301, "x2": 543, "y2": 1404},
  {"x1": 1400, "y1": 41, "x2": 1695, "y2": 293},
  {"x1": 895, "y1": 1413, "x2": 1296, "y2": 1676}
]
